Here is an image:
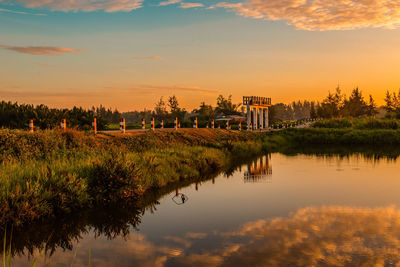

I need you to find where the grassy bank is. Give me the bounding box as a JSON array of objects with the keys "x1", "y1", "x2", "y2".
[
  {"x1": 265, "y1": 128, "x2": 400, "y2": 147},
  {"x1": 0, "y1": 128, "x2": 263, "y2": 225},
  {"x1": 312, "y1": 118, "x2": 400, "y2": 130}
]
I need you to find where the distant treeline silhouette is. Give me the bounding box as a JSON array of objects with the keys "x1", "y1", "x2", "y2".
[
  {"x1": 0, "y1": 102, "x2": 120, "y2": 130},
  {"x1": 314, "y1": 87, "x2": 400, "y2": 119},
  {"x1": 1, "y1": 88, "x2": 398, "y2": 130}
]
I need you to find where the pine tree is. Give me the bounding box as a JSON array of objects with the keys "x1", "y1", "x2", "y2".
[{"x1": 384, "y1": 90, "x2": 394, "y2": 112}]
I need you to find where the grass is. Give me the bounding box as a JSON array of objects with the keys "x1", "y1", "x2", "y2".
[
  {"x1": 3, "y1": 124, "x2": 400, "y2": 226},
  {"x1": 313, "y1": 117, "x2": 400, "y2": 130},
  {"x1": 0, "y1": 128, "x2": 263, "y2": 226},
  {"x1": 265, "y1": 127, "x2": 400, "y2": 146}
]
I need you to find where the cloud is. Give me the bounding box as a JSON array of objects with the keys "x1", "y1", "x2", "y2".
[
  {"x1": 0, "y1": 8, "x2": 46, "y2": 15},
  {"x1": 213, "y1": 0, "x2": 400, "y2": 31},
  {"x1": 159, "y1": 0, "x2": 181, "y2": 6},
  {"x1": 0, "y1": 45, "x2": 85, "y2": 55},
  {"x1": 132, "y1": 56, "x2": 163, "y2": 60},
  {"x1": 0, "y1": 85, "x2": 219, "y2": 104},
  {"x1": 180, "y1": 2, "x2": 204, "y2": 8},
  {"x1": 185, "y1": 232, "x2": 208, "y2": 239},
  {"x1": 14, "y1": 0, "x2": 144, "y2": 12}
]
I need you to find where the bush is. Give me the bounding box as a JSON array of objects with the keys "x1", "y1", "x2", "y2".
[
  {"x1": 313, "y1": 118, "x2": 353, "y2": 128},
  {"x1": 87, "y1": 155, "x2": 143, "y2": 203}
]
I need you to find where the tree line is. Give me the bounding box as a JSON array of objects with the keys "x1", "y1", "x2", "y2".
[
  {"x1": 1, "y1": 87, "x2": 399, "y2": 130},
  {"x1": 314, "y1": 87, "x2": 378, "y2": 118},
  {"x1": 0, "y1": 95, "x2": 242, "y2": 130},
  {"x1": 0, "y1": 102, "x2": 121, "y2": 130}
]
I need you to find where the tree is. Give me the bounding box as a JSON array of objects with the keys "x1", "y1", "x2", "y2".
[
  {"x1": 394, "y1": 89, "x2": 400, "y2": 110},
  {"x1": 384, "y1": 90, "x2": 395, "y2": 112},
  {"x1": 168, "y1": 95, "x2": 180, "y2": 113},
  {"x1": 366, "y1": 95, "x2": 378, "y2": 117},
  {"x1": 0, "y1": 101, "x2": 116, "y2": 130},
  {"x1": 215, "y1": 95, "x2": 241, "y2": 115},
  {"x1": 341, "y1": 87, "x2": 368, "y2": 117},
  {"x1": 317, "y1": 87, "x2": 344, "y2": 118},
  {"x1": 310, "y1": 102, "x2": 317, "y2": 119},
  {"x1": 168, "y1": 95, "x2": 186, "y2": 122},
  {"x1": 154, "y1": 97, "x2": 168, "y2": 121}
]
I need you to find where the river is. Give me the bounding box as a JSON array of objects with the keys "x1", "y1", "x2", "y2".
[{"x1": 8, "y1": 152, "x2": 400, "y2": 266}]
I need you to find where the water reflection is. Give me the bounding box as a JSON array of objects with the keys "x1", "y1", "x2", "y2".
[
  {"x1": 243, "y1": 155, "x2": 272, "y2": 183},
  {"x1": 5, "y1": 150, "x2": 400, "y2": 266},
  {"x1": 173, "y1": 189, "x2": 189, "y2": 205},
  {"x1": 13, "y1": 206, "x2": 400, "y2": 266},
  {"x1": 167, "y1": 206, "x2": 400, "y2": 266},
  {"x1": 2, "y1": 153, "x2": 263, "y2": 264}
]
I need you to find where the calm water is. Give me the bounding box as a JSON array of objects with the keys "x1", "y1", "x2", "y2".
[{"x1": 10, "y1": 152, "x2": 400, "y2": 266}]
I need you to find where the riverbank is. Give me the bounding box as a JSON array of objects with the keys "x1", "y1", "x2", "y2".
[
  {"x1": 2, "y1": 126, "x2": 400, "y2": 226},
  {"x1": 0, "y1": 128, "x2": 264, "y2": 225},
  {"x1": 267, "y1": 128, "x2": 400, "y2": 146}
]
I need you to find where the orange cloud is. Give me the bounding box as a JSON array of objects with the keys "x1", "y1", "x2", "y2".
[
  {"x1": 180, "y1": 2, "x2": 204, "y2": 8},
  {"x1": 214, "y1": 0, "x2": 400, "y2": 31},
  {"x1": 159, "y1": 0, "x2": 181, "y2": 6},
  {"x1": 0, "y1": 45, "x2": 85, "y2": 55},
  {"x1": 15, "y1": 0, "x2": 143, "y2": 12},
  {"x1": 168, "y1": 206, "x2": 400, "y2": 266}
]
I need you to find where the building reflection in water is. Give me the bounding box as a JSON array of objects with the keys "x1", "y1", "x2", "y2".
[{"x1": 243, "y1": 155, "x2": 272, "y2": 183}]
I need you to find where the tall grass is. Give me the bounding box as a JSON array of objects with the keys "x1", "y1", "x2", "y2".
[{"x1": 0, "y1": 128, "x2": 261, "y2": 225}]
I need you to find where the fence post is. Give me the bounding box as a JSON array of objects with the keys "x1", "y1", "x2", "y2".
[
  {"x1": 60, "y1": 119, "x2": 66, "y2": 132},
  {"x1": 120, "y1": 118, "x2": 126, "y2": 134},
  {"x1": 29, "y1": 119, "x2": 34, "y2": 133},
  {"x1": 123, "y1": 118, "x2": 126, "y2": 133},
  {"x1": 92, "y1": 118, "x2": 97, "y2": 135},
  {"x1": 212, "y1": 119, "x2": 214, "y2": 129},
  {"x1": 194, "y1": 117, "x2": 198, "y2": 129},
  {"x1": 239, "y1": 122, "x2": 242, "y2": 131},
  {"x1": 142, "y1": 118, "x2": 145, "y2": 130},
  {"x1": 161, "y1": 120, "x2": 164, "y2": 129},
  {"x1": 226, "y1": 120, "x2": 229, "y2": 130},
  {"x1": 152, "y1": 117, "x2": 155, "y2": 131},
  {"x1": 175, "y1": 117, "x2": 178, "y2": 130}
]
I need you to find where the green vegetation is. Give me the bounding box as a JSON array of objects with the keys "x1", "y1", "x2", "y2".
[
  {"x1": 384, "y1": 89, "x2": 400, "y2": 118},
  {"x1": 0, "y1": 94, "x2": 245, "y2": 131},
  {"x1": 0, "y1": 128, "x2": 262, "y2": 226},
  {"x1": 266, "y1": 128, "x2": 400, "y2": 146},
  {"x1": 0, "y1": 101, "x2": 120, "y2": 130},
  {"x1": 315, "y1": 87, "x2": 378, "y2": 118},
  {"x1": 313, "y1": 118, "x2": 400, "y2": 129}
]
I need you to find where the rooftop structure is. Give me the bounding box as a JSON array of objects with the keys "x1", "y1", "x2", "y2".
[
  {"x1": 243, "y1": 96, "x2": 272, "y2": 131},
  {"x1": 243, "y1": 96, "x2": 272, "y2": 107}
]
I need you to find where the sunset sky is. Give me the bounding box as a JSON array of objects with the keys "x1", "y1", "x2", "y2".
[{"x1": 1, "y1": 0, "x2": 400, "y2": 111}]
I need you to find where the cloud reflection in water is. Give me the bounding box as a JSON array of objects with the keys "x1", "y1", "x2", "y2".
[
  {"x1": 24, "y1": 205, "x2": 400, "y2": 266},
  {"x1": 172, "y1": 206, "x2": 400, "y2": 266}
]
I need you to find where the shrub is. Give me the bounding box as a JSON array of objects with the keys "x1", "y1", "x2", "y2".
[
  {"x1": 87, "y1": 154, "x2": 143, "y2": 203},
  {"x1": 313, "y1": 118, "x2": 353, "y2": 128}
]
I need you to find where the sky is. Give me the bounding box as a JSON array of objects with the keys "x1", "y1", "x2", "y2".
[{"x1": 1, "y1": 0, "x2": 400, "y2": 111}]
